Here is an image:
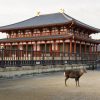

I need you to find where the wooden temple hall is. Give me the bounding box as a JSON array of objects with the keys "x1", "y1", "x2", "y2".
[{"x1": 0, "y1": 12, "x2": 99, "y2": 66}]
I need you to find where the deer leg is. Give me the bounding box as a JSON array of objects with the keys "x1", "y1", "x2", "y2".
[
  {"x1": 78, "y1": 79, "x2": 80, "y2": 87},
  {"x1": 65, "y1": 77, "x2": 68, "y2": 86},
  {"x1": 75, "y1": 78, "x2": 78, "y2": 87}
]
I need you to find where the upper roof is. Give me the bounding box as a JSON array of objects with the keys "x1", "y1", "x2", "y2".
[{"x1": 0, "y1": 12, "x2": 99, "y2": 32}]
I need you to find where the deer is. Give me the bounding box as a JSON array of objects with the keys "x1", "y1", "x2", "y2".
[{"x1": 64, "y1": 68, "x2": 87, "y2": 87}]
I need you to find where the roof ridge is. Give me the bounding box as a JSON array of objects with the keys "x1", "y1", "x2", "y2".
[
  {"x1": 38, "y1": 12, "x2": 60, "y2": 16},
  {"x1": 62, "y1": 13, "x2": 72, "y2": 21}
]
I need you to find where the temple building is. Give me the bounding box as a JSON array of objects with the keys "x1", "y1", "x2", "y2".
[{"x1": 0, "y1": 12, "x2": 99, "y2": 65}]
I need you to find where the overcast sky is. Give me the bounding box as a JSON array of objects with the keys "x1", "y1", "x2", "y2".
[{"x1": 0, "y1": 0, "x2": 100, "y2": 39}]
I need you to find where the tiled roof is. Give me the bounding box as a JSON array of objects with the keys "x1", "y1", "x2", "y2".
[
  {"x1": 0, "y1": 13, "x2": 71, "y2": 31},
  {"x1": 0, "y1": 12, "x2": 99, "y2": 32}
]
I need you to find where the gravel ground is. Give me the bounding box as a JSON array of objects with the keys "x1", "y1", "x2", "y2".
[{"x1": 0, "y1": 70, "x2": 100, "y2": 100}]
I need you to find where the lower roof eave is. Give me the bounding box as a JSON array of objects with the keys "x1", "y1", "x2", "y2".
[
  {"x1": 74, "y1": 36, "x2": 99, "y2": 44},
  {"x1": 0, "y1": 35, "x2": 73, "y2": 43}
]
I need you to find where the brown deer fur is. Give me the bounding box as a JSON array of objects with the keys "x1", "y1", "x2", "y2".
[{"x1": 64, "y1": 68, "x2": 87, "y2": 87}]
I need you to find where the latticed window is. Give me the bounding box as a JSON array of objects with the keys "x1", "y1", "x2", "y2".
[
  {"x1": 76, "y1": 30, "x2": 79, "y2": 35},
  {"x1": 60, "y1": 27, "x2": 64, "y2": 31},
  {"x1": 81, "y1": 32, "x2": 84, "y2": 37},
  {"x1": 19, "y1": 32, "x2": 23, "y2": 37},
  {"x1": 79, "y1": 31, "x2": 82, "y2": 37},
  {"x1": 18, "y1": 32, "x2": 21, "y2": 37},
  {"x1": 13, "y1": 33, "x2": 16, "y2": 38},
  {"x1": 85, "y1": 33, "x2": 89, "y2": 38},
  {"x1": 52, "y1": 27, "x2": 58, "y2": 32},
  {"x1": 69, "y1": 29, "x2": 73, "y2": 33},
  {"x1": 63, "y1": 26, "x2": 67, "y2": 31},
  {"x1": 60, "y1": 26, "x2": 66, "y2": 31},
  {"x1": 43, "y1": 28, "x2": 49, "y2": 32},
  {"x1": 17, "y1": 30, "x2": 21, "y2": 37},
  {"x1": 24, "y1": 30, "x2": 31, "y2": 37},
  {"x1": 34, "y1": 29, "x2": 40, "y2": 33}
]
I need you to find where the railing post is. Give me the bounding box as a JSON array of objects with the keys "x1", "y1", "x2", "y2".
[
  {"x1": 52, "y1": 51, "x2": 55, "y2": 65},
  {"x1": 1, "y1": 48, "x2": 5, "y2": 68},
  {"x1": 31, "y1": 49, "x2": 34, "y2": 66},
  {"x1": 68, "y1": 52, "x2": 70, "y2": 65},
  {"x1": 16, "y1": 49, "x2": 21, "y2": 67},
  {"x1": 42, "y1": 50, "x2": 46, "y2": 66},
  {"x1": 61, "y1": 52, "x2": 64, "y2": 65},
  {"x1": 75, "y1": 52, "x2": 77, "y2": 64}
]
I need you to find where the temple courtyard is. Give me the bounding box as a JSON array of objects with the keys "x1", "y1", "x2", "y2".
[{"x1": 0, "y1": 70, "x2": 100, "y2": 100}]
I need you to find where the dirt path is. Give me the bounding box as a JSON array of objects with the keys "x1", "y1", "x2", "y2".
[{"x1": 0, "y1": 71, "x2": 100, "y2": 100}]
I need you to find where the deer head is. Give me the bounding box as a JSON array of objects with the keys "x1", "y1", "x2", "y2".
[{"x1": 80, "y1": 68, "x2": 87, "y2": 73}]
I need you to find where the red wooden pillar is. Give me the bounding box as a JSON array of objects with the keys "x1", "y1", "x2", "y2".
[
  {"x1": 35, "y1": 41, "x2": 37, "y2": 57},
  {"x1": 74, "y1": 40, "x2": 76, "y2": 53},
  {"x1": 49, "y1": 43, "x2": 52, "y2": 52},
  {"x1": 73, "y1": 40, "x2": 76, "y2": 59},
  {"x1": 89, "y1": 44, "x2": 92, "y2": 60},
  {"x1": 36, "y1": 42, "x2": 37, "y2": 51},
  {"x1": 58, "y1": 27, "x2": 60, "y2": 34},
  {"x1": 95, "y1": 44, "x2": 98, "y2": 59},
  {"x1": 17, "y1": 42, "x2": 20, "y2": 59},
  {"x1": 4, "y1": 43, "x2": 6, "y2": 49},
  {"x1": 32, "y1": 43, "x2": 34, "y2": 51},
  {"x1": 49, "y1": 28, "x2": 52, "y2": 35},
  {"x1": 62, "y1": 40, "x2": 65, "y2": 57},
  {"x1": 45, "y1": 41, "x2": 47, "y2": 52},
  {"x1": 49, "y1": 42, "x2": 52, "y2": 56},
  {"x1": 26, "y1": 42, "x2": 28, "y2": 59},
  {"x1": 54, "y1": 40, "x2": 56, "y2": 56},
  {"x1": 89, "y1": 44, "x2": 92, "y2": 54},
  {"x1": 96, "y1": 44, "x2": 98, "y2": 53},
  {"x1": 17, "y1": 42, "x2": 20, "y2": 49},
  {"x1": 21, "y1": 43, "x2": 23, "y2": 60},
  {"x1": 16, "y1": 43, "x2": 18, "y2": 60},
  {"x1": 93, "y1": 44, "x2": 96, "y2": 60},
  {"x1": 3, "y1": 43, "x2": 5, "y2": 49},
  {"x1": 31, "y1": 42, "x2": 34, "y2": 59},
  {"x1": 45, "y1": 41, "x2": 47, "y2": 56},
  {"x1": 70, "y1": 39, "x2": 72, "y2": 56},
  {"x1": 54, "y1": 40, "x2": 56, "y2": 52},
  {"x1": 63, "y1": 40, "x2": 65, "y2": 53},
  {"x1": 93, "y1": 44, "x2": 95, "y2": 53},
  {"x1": 96, "y1": 44, "x2": 98, "y2": 60},
  {"x1": 10, "y1": 43, "x2": 12, "y2": 58},
  {"x1": 3, "y1": 43, "x2": 5, "y2": 60},
  {"x1": 85, "y1": 42, "x2": 87, "y2": 54},
  {"x1": 80, "y1": 41, "x2": 81, "y2": 55}
]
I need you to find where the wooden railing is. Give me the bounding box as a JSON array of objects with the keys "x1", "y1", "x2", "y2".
[{"x1": 0, "y1": 49, "x2": 98, "y2": 68}]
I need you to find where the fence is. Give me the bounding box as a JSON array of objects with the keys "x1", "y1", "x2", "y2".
[{"x1": 0, "y1": 49, "x2": 99, "y2": 68}]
